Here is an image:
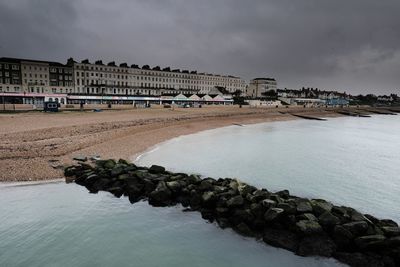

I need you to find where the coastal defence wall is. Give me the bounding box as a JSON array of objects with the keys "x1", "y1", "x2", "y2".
[{"x1": 64, "y1": 159, "x2": 400, "y2": 267}]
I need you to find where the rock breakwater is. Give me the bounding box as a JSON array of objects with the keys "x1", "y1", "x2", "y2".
[{"x1": 64, "y1": 159, "x2": 400, "y2": 267}]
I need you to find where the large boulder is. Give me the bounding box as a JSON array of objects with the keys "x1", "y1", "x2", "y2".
[
  {"x1": 189, "y1": 194, "x2": 203, "y2": 210},
  {"x1": 149, "y1": 165, "x2": 165, "y2": 174},
  {"x1": 215, "y1": 207, "x2": 229, "y2": 217},
  {"x1": 238, "y1": 184, "x2": 257, "y2": 196},
  {"x1": 384, "y1": 236, "x2": 400, "y2": 247},
  {"x1": 296, "y1": 199, "x2": 313, "y2": 213},
  {"x1": 142, "y1": 178, "x2": 156, "y2": 194},
  {"x1": 148, "y1": 181, "x2": 172, "y2": 206},
  {"x1": 269, "y1": 194, "x2": 283, "y2": 204},
  {"x1": 379, "y1": 219, "x2": 398, "y2": 228},
  {"x1": 64, "y1": 165, "x2": 78, "y2": 177},
  {"x1": 215, "y1": 207, "x2": 230, "y2": 217},
  {"x1": 347, "y1": 208, "x2": 371, "y2": 223},
  {"x1": 296, "y1": 220, "x2": 323, "y2": 235},
  {"x1": 226, "y1": 195, "x2": 244, "y2": 208},
  {"x1": 232, "y1": 209, "x2": 254, "y2": 225},
  {"x1": 311, "y1": 199, "x2": 333, "y2": 216},
  {"x1": 213, "y1": 185, "x2": 228, "y2": 194},
  {"x1": 73, "y1": 155, "x2": 87, "y2": 162},
  {"x1": 126, "y1": 183, "x2": 145, "y2": 204},
  {"x1": 333, "y1": 225, "x2": 354, "y2": 248},
  {"x1": 107, "y1": 183, "x2": 124, "y2": 198},
  {"x1": 276, "y1": 189, "x2": 290, "y2": 199},
  {"x1": 343, "y1": 221, "x2": 369, "y2": 236},
  {"x1": 318, "y1": 211, "x2": 340, "y2": 228},
  {"x1": 125, "y1": 178, "x2": 144, "y2": 194},
  {"x1": 250, "y1": 203, "x2": 267, "y2": 218},
  {"x1": 264, "y1": 208, "x2": 284, "y2": 222},
  {"x1": 261, "y1": 199, "x2": 276, "y2": 209},
  {"x1": 198, "y1": 179, "x2": 214, "y2": 191},
  {"x1": 263, "y1": 228, "x2": 299, "y2": 252},
  {"x1": 382, "y1": 226, "x2": 400, "y2": 237},
  {"x1": 103, "y1": 159, "x2": 116, "y2": 169},
  {"x1": 297, "y1": 235, "x2": 336, "y2": 257},
  {"x1": 216, "y1": 218, "x2": 230, "y2": 229},
  {"x1": 354, "y1": 235, "x2": 386, "y2": 250},
  {"x1": 90, "y1": 178, "x2": 110, "y2": 193},
  {"x1": 185, "y1": 174, "x2": 202, "y2": 185},
  {"x1": 228, "y1": 180, "x2": 239, "y2": 191},
  {"x1": 166, "y1": 181, "x2": 181, "y2": 193},
  {"x1": 234, "y1": 222, "x2": 254, "y2": 237},
  {"x1": 332, "y1": 207, "x2": 354, "y2": 224},
  {"x1": 201, "y1": 191, "x2": 217, "y2": 207},
  {"x1": 277, "y1": 203, "x2": 296, "y2": 214},
  {"x1": 82, "y1": 173, "x2": 99, "y2": 187},
  {"x1": 110, "y1": 165, "x2": 125, "y2": 176},
  {"x1": 118, "y1": 173, "x2": 131, "y2": 180},
  {"x1": 252, "y1": 190, "x2": 270, "y2": 202},
  {"x1": 200, "y1": 209, "x2": 215, "y2": 222},
  {"x1": 297, "y1": 213, "x2": 317, "y2": 221}
]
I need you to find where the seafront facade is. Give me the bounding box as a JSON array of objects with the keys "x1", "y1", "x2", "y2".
[
  {"x1": 0, "y1": 57, "x2": 245, "y2": 106},
  {"x1": 245, "y1": 78, "x2": 277, "y2": 98}
]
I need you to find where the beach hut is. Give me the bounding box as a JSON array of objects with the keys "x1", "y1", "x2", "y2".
[
  {"x1": 212, "y1": 95, "x2": 226, "y2": 105},
  {"x1": 213, "y1": 95, "x2": 225, "y2": 101},
  {"x1": 189, "y1": 94, "x2": 200, "y2": 101},
  {"x1": 202, "y1": 94, "x2": 213, "y2": 104},
  {"x1": 174, "y1": 93, "x2": 187, "y2": 101},
  {"x1": 173, "y1": 93, "x2": 188, "y2": 105}
]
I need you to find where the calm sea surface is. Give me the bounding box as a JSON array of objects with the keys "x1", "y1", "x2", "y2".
[{"x1": 1, "y1": 115, "x2": 399, "y2": 267}]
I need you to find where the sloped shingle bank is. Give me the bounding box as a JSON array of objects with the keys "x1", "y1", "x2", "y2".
[{"x1": 64, "y1": 159, "x2": 400, "y2": 267}]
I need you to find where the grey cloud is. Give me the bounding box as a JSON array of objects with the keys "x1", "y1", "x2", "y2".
[{"x1": 0, "y1": 0, "x2": 399, "y2": 94}]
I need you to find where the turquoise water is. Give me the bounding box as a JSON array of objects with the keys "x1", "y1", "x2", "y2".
[{"x1": 2, "y1": 115, "x2": 399, "y2": 267}]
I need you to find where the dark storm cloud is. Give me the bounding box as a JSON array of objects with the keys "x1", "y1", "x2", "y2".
[{"x1": 1, "y1": 0, "x2": 399, "y2": 94}]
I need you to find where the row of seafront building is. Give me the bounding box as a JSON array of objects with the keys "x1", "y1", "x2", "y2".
[
  {"x1": 0, "y1": 56, "x2": 353, "y2": 109},
  {"x1": 0, "y1": 57, "x2": 246, "y2": 106}
]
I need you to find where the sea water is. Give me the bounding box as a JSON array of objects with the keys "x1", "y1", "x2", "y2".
[
  {"x1": 2, "y1": 115, "x2": 399, "y2": 267},
  {"x1": 137, "y1": 115, "x2": 400, "y2": 222},
  {"x1": 0, "y1": 183, "x2": 342, "y2": 267}
]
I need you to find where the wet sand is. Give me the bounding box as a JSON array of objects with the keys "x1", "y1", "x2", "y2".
[{"x1": 0, "y1": 106, "x2": 342, "y2": 181}]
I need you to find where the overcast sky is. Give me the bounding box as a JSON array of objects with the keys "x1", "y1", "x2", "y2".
[{"x1": 1, "y1": 0, "x2": 399, "y2": 95}]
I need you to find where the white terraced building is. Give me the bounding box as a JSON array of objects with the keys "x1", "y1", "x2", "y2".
[
  {"x1": 72, "y1": 59, "x2": 246, "y2": 97},
  {"x1": 0, "y1": 57, "x2": 245, "y2": 106},
  {"x1": 245, "y1": 78, "x2": 277, "y2": 98}
]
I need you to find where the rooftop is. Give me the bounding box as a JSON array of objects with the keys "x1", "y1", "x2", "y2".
[{"x1": 0, "y1": 57, "x2": 68, "y2": 66}]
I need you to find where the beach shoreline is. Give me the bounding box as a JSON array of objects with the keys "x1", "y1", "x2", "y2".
[{"x1": 0, "y1": 106, "x2": 344, "y2": 182}]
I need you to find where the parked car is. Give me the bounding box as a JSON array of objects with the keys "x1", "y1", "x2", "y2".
[{"x1": 44, "y1": 101, "x2": 59, "y2": 112}]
